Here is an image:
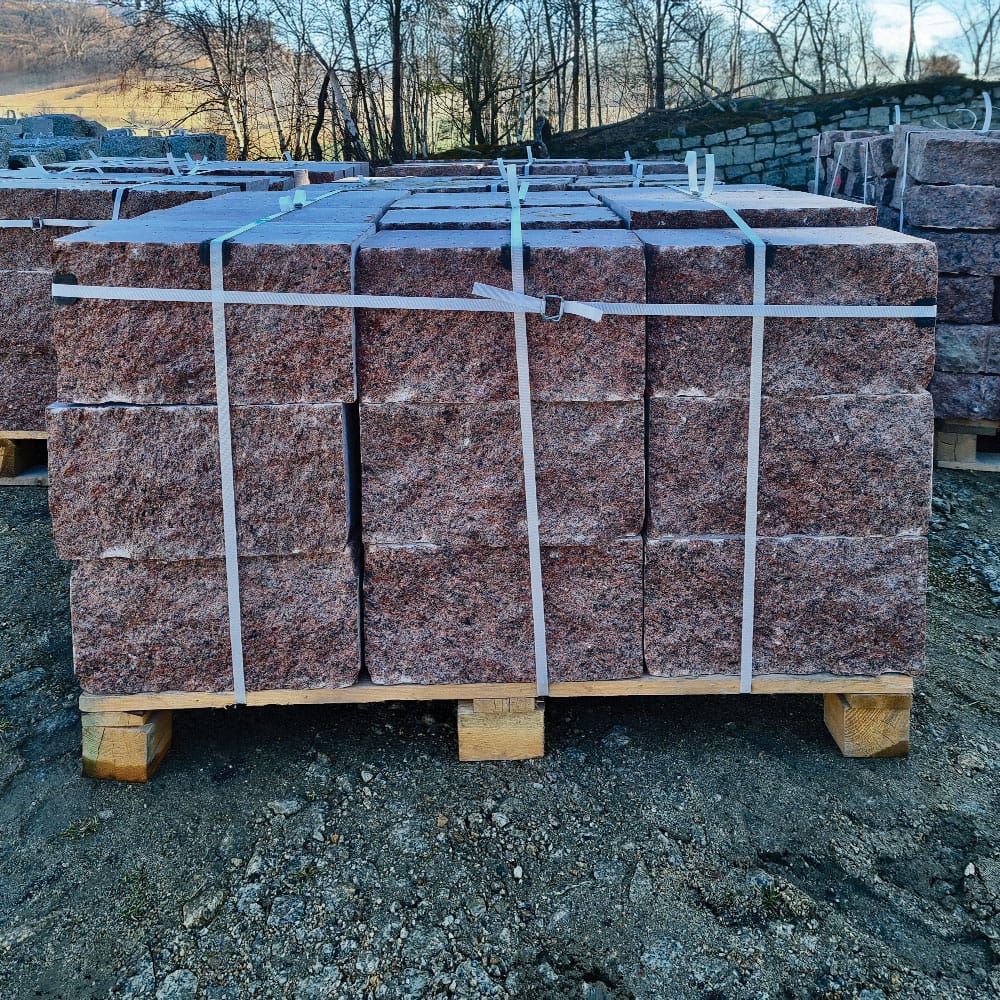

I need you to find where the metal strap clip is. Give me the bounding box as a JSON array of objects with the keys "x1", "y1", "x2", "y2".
[{"x1": 541, "y1": 294, "x2": 565, "y2": 322}]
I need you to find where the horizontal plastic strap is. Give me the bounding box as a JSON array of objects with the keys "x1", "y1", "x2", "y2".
[
  {"x1": 0, "y1": 218, "x2": 103, "y2": 229},
  {"x1": 50, "y1": 281, "x2": 937, "y2": 323}
]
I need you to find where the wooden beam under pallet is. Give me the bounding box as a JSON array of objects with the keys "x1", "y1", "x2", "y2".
[
  {"x1": 81, "y1": 710, "x2": 173, "y2": 782},
  {"x1": 457, "y1": 698, "x2": 544, "y2": 761},
  {"x1": 823, "y1": 693, "x2": 911, "y2": 758}
]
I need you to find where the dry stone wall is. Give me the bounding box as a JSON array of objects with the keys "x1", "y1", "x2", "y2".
[{"x1": 651, "y1": 83, "x2": 1000, "y2": 190}]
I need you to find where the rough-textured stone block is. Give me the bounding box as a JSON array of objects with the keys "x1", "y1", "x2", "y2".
[
  {"x1": 54, "y1": 216, "x2": 366, "y2": 405},
  {"x1": 390, "y1": 191, "x2": 598, "y2": 209},
  {"x1": 906, "y1": 131, "x2": 1000, "y2": 186},
  {"x1": 377, "y1": 205, "x2": 622, "y2": 230},
  {"x1": 901, "y1": 184, "x2": 1000, "y2": 229},
  {"x1": 647, "y1": 393, "x2": 934, "y2": 538},
  {"x1": 71, "y1": 555, "x2": 359, "y2": 695},
  {"x1": 832, "y1": 136, "x2": 894, "y2": 177},
  {"x1": 937, "y1": 275, "x2": 996, "y2": 325},
  {"x1": 360, "y1": 401, "x2": 644, "y2": 545},
  {"x1": 0, "y1": 351, "x2": 55, "y2": 431},
  {"x1": 935, "y1": 324, "x2": 1000, "y2": 373},
  {"x1": 915, "y1": 229, "x2": 1000, "y2": 275},
  {"x1": 643, "y1": 227, "x2": 937, "y2": 397},
  {"x1": 644, "y1": 536, "x2": 927, "y2": 677},
  {"x1": 597, "y1": 189, "x2": 876, "y2": 228},
  {"x1": 364, "y1": 540, "x2": 643, "y2": 684},
  {"x1": 1, "y1": 270, "x2": 51, "y2": 351},
  {"x1": 929, "y1": 372, "x2": 1000, "y2": 419},
  {"x1": 48, "y1": 403, "x2": 349, "y2": 560},
  {"x1": 375, "y1": 162, "x2": 486, "y2": 177},
  {"x1": 356, "y1": 229, "x2": 646, "y2": 403}
]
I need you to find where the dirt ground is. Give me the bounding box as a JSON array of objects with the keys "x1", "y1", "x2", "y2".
[{"x1": 0, "y1": 469, "x2": 998, "y2": 1000}]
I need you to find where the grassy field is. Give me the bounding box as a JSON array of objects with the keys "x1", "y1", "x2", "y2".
[{"x1": 0, "y1": 78, "x2": 212, "y2": 131}]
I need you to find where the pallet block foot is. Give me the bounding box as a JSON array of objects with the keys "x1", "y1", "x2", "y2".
[
  {"x1": 935, "y1": 420, "x2": 1000, "y2": 474},
  {"x1": 82, "y1": 710, "x2": 173, "y2": 781},
  {"x1": 457, "y1": 698, "x2": 544, "y2": 761},
  {"x1": 0, "y1": 433, "x2": 48, "y2": 486},
  {"x1": 824, "y1": 693, "x2": 911, "y2": 758}
]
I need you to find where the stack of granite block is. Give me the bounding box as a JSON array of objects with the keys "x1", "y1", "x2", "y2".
[
  {"x1": 825, "y1": 135, "x2": 895, "y2": 208},
  {"x1": 46, "y1": 187, "x2": 399, "y2": 696},
  {"x1": 642, "y1": 224, "x2": 937, "y2": 677},
  {"x1": 885, "y1": 130, "x2": 1000, "y2": 421},
  {"x1": 355, "y1": 226, "x2": 648, "y2": 684},
  {"x1": 0, "y1": 178, "x2": 234, "y2": 433},
  {"x1": 810, "y1": 129, "x2": 881, "y2": 196}
]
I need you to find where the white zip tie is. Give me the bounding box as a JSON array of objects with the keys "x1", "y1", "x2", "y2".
[{"x1": 503, "y1": 163, "x2": 549, "y2": 699}]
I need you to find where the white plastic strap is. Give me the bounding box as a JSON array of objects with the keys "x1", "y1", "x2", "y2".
[
  {"x1": 862, "y1": 141, "x2": 870, "y2": 206},
  {"x1": 624, "y1": 150, "x2": 631, "y2": 164},
  {"x1": 503, "y1": 163, "x2": 549, "y2": 699},
  {"x1": 632, "y1": 163, "x2": 644, "y2": 188},
  {"x1": 826, "y1": 144, "x2": 844, "y2": 197},
  {"x1": 165, "y1": 152, "x2": 183, "y2": 176},
  {"x1": 898, "y1": 129, "x2": 911, "y2": 232},
  {"x1": 983, "y1": 92, "x2": 993, "y2": 133},
  {"x1": 813, "y1": 137, "x2": 822, "y2": 194},
  {"x1": 891, "y1": 105, "x2": 901, "y2": 133}
]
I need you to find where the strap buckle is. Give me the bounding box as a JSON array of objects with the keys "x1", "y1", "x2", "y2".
[
  {"x1": 541, "y1": 294, "x2": 564, "y2": 322},
  {"x1": 30, "y1": 217, "x2": 44, "y2": 230}
]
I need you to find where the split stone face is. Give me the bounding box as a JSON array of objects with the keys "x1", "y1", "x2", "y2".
[
  {"x1": 364, "y1": 540, "x2": 643, "y2": 685},
  {"x1": 912, "y1": 229, "x2": 1000, "y2": 276},
  {"x1": 937, "y1": 275, "x2": 997, "y2": 325},
  {"x1": 71, "y1": 555, "x2": 360, "y2": 695},
  {"x1": 901, "y1": 184, "x2": 1000, "y2": 230},
  {"x1": 831, "y1": 135, "x2": 894, "y2": 177},
  {"x1": 597, "y1": 189, "x2": 877, "y2": 229},
  {"x1": 929, "y1": 372, "x2": 1000, "y2": 420},
  {"x1": 0, "y1": 351, "x2": 55, "y2": 431},
  {"x1": 905, "y1": 131, "x2": 1000, "y2": 186},
  {"x1": 644, "y1": 535, "x2": 927, "y2": 677},
  {"x1": 355, "y1": 229, "x2": 646, "y2": 403},
  {"x1": 642, "y1": 227, "x2": 938, "y2": 398},
  {"x1": 0, "y1": 270, "x2": 51, "y2": 351},
  {"x1": 53, "y1": 220, "x2": 366, "y2": 405},
  {"x1": 360, "y1": 401, "x2": 644, "y2": 545},
  {"x1": 647, "y1": 393, "x2": 934, "y2": 538},
  {"x1": 935, "y1": 324, "x2": 1000, "y2": 373},
  {"x1": 48, "y1": 403, "x2": 349, "y2": 560}
]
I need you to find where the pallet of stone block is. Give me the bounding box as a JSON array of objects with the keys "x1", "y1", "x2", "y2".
[
  {"x1": 75, "y1": 671, "x2": 916, "y2": 780},
  {"x1": 0, "y1": 431, "x2": 47, "y2": 486},
  {"x1": 47, "y1": 158, "x2": 369, "y2": 183},
  {"x1": 934, "y1": 418, "x2": 1000, "y2": 473}
]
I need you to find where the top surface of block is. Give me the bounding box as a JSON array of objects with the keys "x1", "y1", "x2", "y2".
[
  {"x1": 377, "y1": 205, "x2": 622, "y2": 230},
  {"x1": 390, "y1": 191, "x2": 599, "y2": 209}
]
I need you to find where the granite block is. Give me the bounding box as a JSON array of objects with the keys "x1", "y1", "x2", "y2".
[
  {"x1": 364, "y1": 539, "x2": 643, "y2": 684},
  {"x1": 360, "y1": 401, "x2": 644, "y2": 545},
  {"x1": 647, "y1": 393, "x2": 934, "y2": 538},
  {"x1": 644, "y1": 535, "x2": 927, "y2": 677},
  {"x1": 902, "y1": 184, "x2": 1000, "y2": 229},
  {"x1": 53, "y1": 220, "x2": 364, "y2": 405},
  {"x1": 0, "y1": 350, "x2": 55, "y2": 431},
  {"x1": 355, "y1": 229, "x2": 646, "y2": 403},
  {"x1": 48, "y1": 403, "x2": 349, "y2": 560},
  {"x1": 71, "y1": 554, "x2": 359, "y2": 695},
  {"x1": 389, "y1": 191, "x2": 599, "y2": 209},
  {"x1": 1, "y1": 270, "x2": 51, "y2": 351},
  {"x1": 906, "y1": 132, "x2": 1000, "y2": 186},
  {"x1": 377, "y1": 205, "x2": 622, "y2": 230},
  {"x1": 929, "y1": 372, "x2": 1000, "y2": 419},
  {"x1": 643, "y1": 227, "x2": 937, "y2": 397},
  {"x1": 598, "y1": 189, "x2": 877, "y2": 229},
  {"x1": 937, "y1": 275, "x2": 996, "y2": 325},
  {"x1": 375, "y1": 162, "x2": 486, "y2": 177},
  {"x1": 916, "y1": 230, "x2": 1000, "y2": 275},
  {"x1": 935, "y1": 324, "x2": 1000, "y2": 373}
]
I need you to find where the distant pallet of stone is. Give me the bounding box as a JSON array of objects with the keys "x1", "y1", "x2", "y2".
[
  {"x1": 934, "y1": 418, "x2": 1000, "y2": 473},
  {"x1": 46, "y1": 157, "x2": 370, "y2": 184},
  {"x1": 79, "y1": 674, "x2": 915, "y2": 781},
  {"x1": 46, "y1": 185, "x2": 935, "y2": 778},
  {"x1": 0, "y1": 431, "x2": 47, "y2": 487}
]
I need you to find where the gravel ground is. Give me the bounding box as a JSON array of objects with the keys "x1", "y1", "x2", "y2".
[{"x1": 0, "y1": 469, "x2": 998, "y2": 1000}]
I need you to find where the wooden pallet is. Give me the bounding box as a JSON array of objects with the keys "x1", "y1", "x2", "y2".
[
  {"x1": 0, "y1": 431, "x2": 48, "y2": 486},
  {"x1": 935, "y1": 418, "x2": 1000, "y2": 474},
  {"x1": 79, "y1": 673, "x2": 913, "y2": 780}
]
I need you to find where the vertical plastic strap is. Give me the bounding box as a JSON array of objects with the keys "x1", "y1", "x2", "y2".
[
  {"x1": 982, "y1": 92, "x2": 993, "y2": 133},
  {"x1": 525, "y1": 145, "x2": 533, "y2": 176},
  {"x1": 826, "y1": 145, "x2": 844, "y2": 197},
  {"x1": 898, "y1": 131, "x2": 911, "y2": 232},
  {"x1": 862, "y1": 141, "x2": 870, "y2": 206},
  {"x1": 111, "y1": 188, "x2": 126, "y2": 222},
  {"x1": 632, "y1": 162, "x2": 644, "y2": 188},
  {"x1": 504, "y1": 163, "x2": 549, "y2": 698},
  {"x1": 813, "y1": 136, "x2": 822, "y2": 194},
  {"x1": 624, "y1": 150, "x2": 631, "y2": 165},
  {"x1": 165, "y1": 151, "x2": 182, "y2": 176},
  {"x1": 685, "y1": 150, "x2": 699, "y2": 193}
]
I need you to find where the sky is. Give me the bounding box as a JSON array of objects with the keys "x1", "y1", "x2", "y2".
[{"x1": 870, "y1": 0, "x2": 967, "y2": 64}]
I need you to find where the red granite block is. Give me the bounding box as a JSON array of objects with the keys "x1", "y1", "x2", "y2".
[
  {"x1": 644, "y1": 535, "x2": 927, "y2": 677},
  {"x1": 832, "y1": 135, "x2": 894, "y2": 177},
  {"x1": 643, "y1": 227, "x2": 937, "y2": 397},
  {"x1": 929, "y1": 372, "x2": 1000, "y2": 420},
  {"x1": 901, "y1": 184, "x2": 1000, "y2": 229},
  {"x1": 905, "y1": 131, "x2": 1000, "y2": 186},
  {"x1": 390, "y1": 191, "x2": 599, "y2": 209},
  {"x1": 914, "y1": 229, "x2": 1000, "y2": 275},
  {"x1": 375, "y1": 162, "x2": 486, "y2": 177},
  {"x1": 355, "y1": 229, "x2": 646, "y2": 403},
  {"x1": 937, "y1": 275, "x2": 996, "y2": 325},
  {"x1": 598, "y1": 189, "x2": 877, "y2": 229},
  {"x1": 935, "y1": 325, "x2": 999, "y2": 373},
  {"x1": 360, "y1": 400, "x2": 644, "y2": 545},
  {"x1": 377, "y1": 205, "x2": 621, "y2": 230},
  {"x1": 0, "y1": 350, "x2": 55, "y2": 431},
  {"x1": 71, "y1": 554, "x2": 359, "y2": 695},
  {"x1": 1, "y1": 270, "x2": 51, "y2": 351},
  {"x1": 647, "y1": 393, "x2": 933, "y2": 538},
  {"x1": 48, "y1": 403, "x2": 349, "y2": 560},
  {"x1": 53, "y1": 219, "x2": 365, "y2": 405},
  {"x1": 364, "y1": 539, "x2": 642, "y2": 685}
]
